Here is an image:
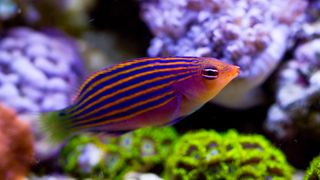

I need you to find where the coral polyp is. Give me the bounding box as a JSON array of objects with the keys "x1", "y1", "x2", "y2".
[
  {"x1": 265, "y1": 38, "x2": 320, "y2": 140},
  {"x1": 165, "y1": 130, "x2": 293, "y2": 180},
  {"x1": 305, "y1": 155, "x2": 320, "y2": 180},
  {"x1": 60, "y1": 126, "x2": 178, "y2": 179}
]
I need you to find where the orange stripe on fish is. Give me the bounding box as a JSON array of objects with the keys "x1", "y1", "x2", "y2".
[
  {"x1": 72, "y1": 81, "x2": 174, "y2": 120},
  {"x1": 71, "y1": 74, "x2": 195, "y2": 127},
  {"x1": 73, "y1": 90, "x2": 175, "y2": 127},
  {"x1": 69, "y1": 66, "x2": 199, "y2": 115},
  {"x1": 74, "y1": 57, "x2": 199, "y2": 102},
  {"x1": 74, "y1": 95, "x2": 176, "y2": 131}
]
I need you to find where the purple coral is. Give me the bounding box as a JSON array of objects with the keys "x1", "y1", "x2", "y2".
[
  {"x1": 139, "y1": 0, "x2": 307, "y2": 108},
  {"x1": 298, "y1": 0, "x2": 320, "y2": 42},
  {"x1": 0, "y1": 27, "x2": 84, "y2": 114},
  {"x1": 305, "y1": 0, "x2": 320, "y2": 22},
  {"x1": 265, "y1": 38, "x2": 320, "y2": 139}
]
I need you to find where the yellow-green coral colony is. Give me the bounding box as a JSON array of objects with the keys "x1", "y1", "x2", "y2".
[
  {"x1": 59, "y1": 127, "x2": 178, "y2": 179},
  {"x1": 165, "y1": 130, "x2": 293, "y2": 180},
  {"x1": 304, "y1": 155, "x2": 320, "y2": 180},
  {"x1": 59, "y1": 135, "x2": 105, "y2": 177},
  {"x1": 59, "y1": 127, "x2": 293, "y2": 179}
]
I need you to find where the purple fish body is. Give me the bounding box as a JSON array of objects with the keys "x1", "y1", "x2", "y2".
[{"x1": 41, "y1": 57, "x2": 239, "y2": 142}]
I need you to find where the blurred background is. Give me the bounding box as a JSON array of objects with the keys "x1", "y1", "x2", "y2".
[{"x1": 0, "y1": 0, "x2": 319, "y2": 179}]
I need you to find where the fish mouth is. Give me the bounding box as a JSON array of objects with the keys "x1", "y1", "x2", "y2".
[
  {"x1": 225, "y1": 64, "x2": 240, "y2": 79},
  {"x1": 233, "y1": 65, "x2": 240, "y2": 76}
]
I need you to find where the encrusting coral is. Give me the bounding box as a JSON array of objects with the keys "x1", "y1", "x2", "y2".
[
  {"x1": 305, "y1": 0, "x2": 320, "y2": 22},
  {"x1": 59, "y1": 127, "x2": 178, "y2": 179},
  {"x1": 139, "y1": 0, "x2": 307, "y2": 108},
  {"x1": 59, "y1": 135, "x2": 105, "y2": 178},
  {"x1": 115, "y1": 126, "x2": 178, "y2": 170},
  {"x1": 265, "y1": 38, "x2": 320, "y2": 140},
  {"x1": 298, "y1": 0, "x2": 320, "y2": 45},
  {"x1": 0, "y1": 27, "x2": 84, "y2": 114},
  {"x1": 0, "y1": 27, "x2": 85, "y2": 162},
  {"x1": 304, "y1": 155, "x2": 320, "y2": 180},
  {"x1": 0, "y1": 103, "x2": 34, "y2": 180},
  {"x1": 165, "y1": 129, "x2": 293, "y2": 180}
]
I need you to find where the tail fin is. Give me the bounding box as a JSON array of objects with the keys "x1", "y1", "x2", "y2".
[{"x1": 40, "y1": 111, "x2": 74, "y2": 144}]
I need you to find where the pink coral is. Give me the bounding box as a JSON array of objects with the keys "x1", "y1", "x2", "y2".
[{"x1": 0, "y1": 103, "x2": 34, "y2": 180}]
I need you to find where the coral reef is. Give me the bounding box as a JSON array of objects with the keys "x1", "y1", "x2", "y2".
[
  {"x1": 305, "y1": 0, "x2": 320, "y2": 22},
  {"x1": 59, "y1": 135, "x2": 105, "y2": 178},
  {"x1": 298, "y1": 1, "x2": 320, "y2": 43},
  {"x1": 125, "y1": 172, "x2": 163, "y2": 180},
  {"x1": 265, "y1": 38, "x2": 320, "y2": 140},
  {"x1": 0, "y1": 103, "x2": 34, "y2": 180},
  {"x1": 165, "y1": 130, "x2": 293, "y2": 180},
  {"x1": 100, "y1": 143, "x2": 132, "y2": 179},
  {"x1": 59, "y1": 127, "x2": 178, "y2": 179},
  {"x1": 3, "y1": 0, "x2": 320, "y2": 178},
  {"x1": 60, "y1": 134, "x2": 131, "y2": 179},
  {"x1": 139, "y1": 0, "x2": 307, "y2": 108},
  {"x1": 114, "y1": 126, "x2": 178, "y2": 171},
  {"x1": 99, "y1": 126, "x2": 178, "y2": 179},
  {"x1": 0, "y1": 27, "x2": 84, "y2": 114},
  {"x1": 299, "y1": 20, "x2": 320, "y2": 41},
  {"x1": 304, "y1": 155, "x2": 320, "y2": 180},
  {"x1": 0, "y1": 27, "x2": 84, "y2": 163}
]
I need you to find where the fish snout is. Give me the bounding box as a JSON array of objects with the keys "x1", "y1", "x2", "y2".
[{"x1": 222, "y1": 64, "x2": 240, "y2": 79}]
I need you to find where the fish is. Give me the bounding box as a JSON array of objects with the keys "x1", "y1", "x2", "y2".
[{"x1": 40, "y1": 57, "x2": 239, "y2": 142}]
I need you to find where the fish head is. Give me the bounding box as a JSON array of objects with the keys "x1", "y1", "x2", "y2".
[
  {"x1": 175, "y1": 57, "x2": 239, "y2": 115},
  {"x1": 197, "y1": 57, "x2": 240, "y2": 101}
]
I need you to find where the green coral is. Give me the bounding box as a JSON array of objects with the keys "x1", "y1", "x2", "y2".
[
  {"x1": 304, "y1": 155, "x2": 320, "y2": 180},
  {"x1": 59, "y1": 134, "x2": 130, "y2": 179},
  {"x1": 100, "y1": 143, "x2": 133, "y2": 180},
  {"x1": 59, "y1": 126, "x2": 178, "y2": 179},
  {"x1": 59, "y1": 128, "x2": 290, "y2": 180},
  {"x1": 165, "y1": 130, "x2": 293, "y2": 180},
  {"x1": 59, "y1": 135, "x2": 106, "y2": 178},
  {"x1": 111, "y1": 126, "x2": 179, "y2": 174}
]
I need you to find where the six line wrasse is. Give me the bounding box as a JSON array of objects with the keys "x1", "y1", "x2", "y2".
[{"x1": 40, "y1": 57, "x2": 240, "y2": 142}]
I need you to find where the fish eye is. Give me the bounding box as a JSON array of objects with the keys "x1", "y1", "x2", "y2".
[{"x1": 202, "y1": 67, "x2": 219, "y2": 79}]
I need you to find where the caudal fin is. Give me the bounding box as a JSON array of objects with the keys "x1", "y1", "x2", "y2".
[{"x1": 40, "y1": 111, "x2": 74, "y2": 143}]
